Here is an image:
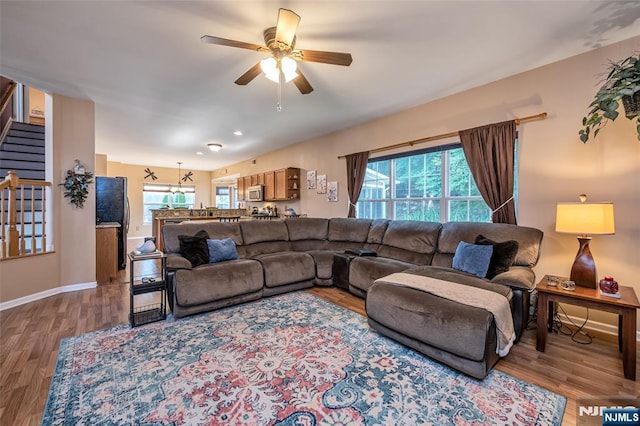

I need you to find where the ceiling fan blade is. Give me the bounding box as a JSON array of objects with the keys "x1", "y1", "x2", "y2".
[
  {"x1": 293, "y1": 71, "x2": 313, "y2": 95},
  {"x1": 295, "y1": 49, "x2": 353, "y2": 66},
  {"x1": 200, "y1": 35, "x2": 266, "y2": 52},
  {"x1": 275, "y1": 8, "x2": 300, "y2": 47},
  {"x1": 234, "y1": 62, "x2": 263, "y2": 85}
]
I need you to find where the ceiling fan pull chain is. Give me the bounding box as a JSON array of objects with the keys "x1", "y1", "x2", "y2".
[{"x1": 277, "y1": 63, "x2": 283, "y2": 112}]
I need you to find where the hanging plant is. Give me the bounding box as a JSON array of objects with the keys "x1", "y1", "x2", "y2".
[
  {"x1": 60, "y1": 160, "x2": 94, "y2": 208},
  {"x1": 579, "y1": 54, "x2": 640, "y2": 142}
]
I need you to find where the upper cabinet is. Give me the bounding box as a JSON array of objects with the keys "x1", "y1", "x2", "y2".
[
  {"x1": 264, "y1": 171, "x2": 275, "y2": 201},
  {"x1": 237, "y1": 177, "x2": 245, "y2": 201},
  {"x1": 237, "y1": 167, "x2": 300, "y2": 201},
  {"x1": 272, "y1": 167, "x2": 299, "y2": 201}
]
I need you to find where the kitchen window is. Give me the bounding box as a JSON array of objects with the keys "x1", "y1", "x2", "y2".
[
  {"x1": 356, "y1": 144, "x2": 507, "y2": 222},
  {"x1": 142, "y1": 183, "x2": 195, "y2": 223}
]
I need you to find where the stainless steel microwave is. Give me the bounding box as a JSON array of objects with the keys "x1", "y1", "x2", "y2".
[{"x1": 248, "y1": 185, "x2": 264, "y2": 202}]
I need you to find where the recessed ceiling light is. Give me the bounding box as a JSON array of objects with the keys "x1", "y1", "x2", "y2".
[
  {"x1": 233, "y1": 130, "x2": 243, "y2": 136},
  {"x1": 208, "y1": 143, "x2": 222, "y2": 152},
  {"x1": 196, "y1": 151, "x2": 204, "y2": 155}
]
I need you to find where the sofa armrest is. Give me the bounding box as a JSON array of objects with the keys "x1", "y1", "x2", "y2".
[
  {"x1": 490, "y1": 266, "x2": 535, "y2": 291},
  {"x1": 166, "y1": 254, "x2": 193, "y2": 271}
]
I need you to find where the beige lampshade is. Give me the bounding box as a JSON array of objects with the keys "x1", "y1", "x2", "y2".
[{"x1": 555, "y1": 202, "x2": 615, "y2": 235}]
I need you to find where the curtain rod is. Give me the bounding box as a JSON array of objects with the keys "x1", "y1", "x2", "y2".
[{"x1": 337, "y1": 112, "x2": 547, "y2": 159}]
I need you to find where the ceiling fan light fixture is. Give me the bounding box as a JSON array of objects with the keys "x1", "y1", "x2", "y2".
[
  {"x1": 260, "y1": 56, "x2": 298, "y2": 83},
  {"x1": 260, "y1": 57, "x2": 279, "y2": 82},
  {"x1": 281, "y1": 57, "x2": 298, "y2": 81},
  {"x1": 208, "y1": 143, "x2": 222, "y2": 152}
]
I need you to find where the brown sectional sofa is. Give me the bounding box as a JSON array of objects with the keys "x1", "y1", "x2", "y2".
[{"x1": 161, "y1": 217, "x2": 543, "y2": 378}]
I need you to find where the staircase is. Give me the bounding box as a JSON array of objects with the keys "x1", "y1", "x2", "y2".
[
  {"x1": 0, "y1": 122, "x2": 45, "y2": 179},
  {"x1": 1, "y1": 122, "x2": 46, "y2": 255}
]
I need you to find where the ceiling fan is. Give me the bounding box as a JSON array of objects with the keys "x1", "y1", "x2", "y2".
[{"x1": 200, "y1": 8, "x2": 353, "y2": 99}]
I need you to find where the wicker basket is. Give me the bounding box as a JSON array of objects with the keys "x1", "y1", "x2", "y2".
[{"x1": 621, "y1": 90, "x2": 640, "y2": 119}]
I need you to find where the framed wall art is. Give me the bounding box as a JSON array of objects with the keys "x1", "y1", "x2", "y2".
[
  {"x1": 327, "y1": 181, "x2": 338, "y2": 202},
  {"x1": 317, "y1": 174, "x2": 327, "y2": 194},
  {"x1": 307, "y1": 170, "x2": 316, "y2": 189}
]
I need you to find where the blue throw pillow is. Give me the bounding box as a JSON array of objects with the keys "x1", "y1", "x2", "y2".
[
  {"x1": 207, "y1": 238, "x2": 238, "y2": 264},
  {"x1": 452, "y1": 241, "x2": 494, "y2": 278}
]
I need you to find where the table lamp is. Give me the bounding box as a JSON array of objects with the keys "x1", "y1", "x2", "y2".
[{"x1": 555, "y1": 194, "x2": 615, "y2": 288}]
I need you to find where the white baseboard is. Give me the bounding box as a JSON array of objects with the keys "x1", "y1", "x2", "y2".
[
  {"x1": 0, "y1": 281, "x2": 97, "y2": 311},
  {"x1": 564, "y1": 313, "x2": 640, "y2": 342}
]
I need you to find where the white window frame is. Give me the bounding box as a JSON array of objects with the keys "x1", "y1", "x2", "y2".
[
  {"x1": 142, "y1": 183, "x2": 196, "y2": 224},
  {"x1": 357, "y1": 143, "x2": 505, "y2": 223}
]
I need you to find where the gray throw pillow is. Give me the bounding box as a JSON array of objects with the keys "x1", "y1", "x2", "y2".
[{"x1": 452, "y1": 241, "x2": 494, "y2": 278}]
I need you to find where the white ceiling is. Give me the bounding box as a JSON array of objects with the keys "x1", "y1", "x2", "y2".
[{"x1": 1, "y1": 1, "x2": 639, "y2": 170}]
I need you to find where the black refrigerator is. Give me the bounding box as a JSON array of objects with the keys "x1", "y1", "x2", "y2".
[{"x1": 96, "y1": 176, "x2": 129, "y2": 269}]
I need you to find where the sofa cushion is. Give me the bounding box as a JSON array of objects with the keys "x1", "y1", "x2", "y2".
[
  {"x1": 452, "y1": 242, "x2": 493, "y2": 278},
  {"x1": 381, "y1": 220, "x2": 441, "y2": 254},
  {"x1": 174, "y1": 259, "x2": 263, "y2": 306},
  {"x1": 328, "y1": 218, "x2": 372, "y2": 242},
  {"x1": 178, "y1": 230, "x2": 210, "y2": 267},
  {"x1": 367, "y1": 283, "x2": 496, "y2": 362},
  {"x1": 285, "y1": 218, "x2": 329, "y2": 241},
  {"x1": 366, "y1": 219, "x2": 390, "y2": 243},
  {"x1": 349, "y1": 256, "x2": 415, "y2": 293},
  {"x1": 305, "y1": 250, "x2": 336, "y2": 279},
  {"x1": 207, "y1": 238, "x2": 238, "y2": 264},
  {"x1": 240, "y1": 220, "x2": 289, "y2": 245},
  {"x1": 255, "y1": 252, "x2": 316, "y2": 287},
  {"x1": 474, "y1": 234, "x2": 519, "y2": 279}
]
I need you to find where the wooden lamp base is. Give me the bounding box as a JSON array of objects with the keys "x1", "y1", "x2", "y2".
[{"x1": 570, "y1": 236, "x2": 597, "y2": 288}]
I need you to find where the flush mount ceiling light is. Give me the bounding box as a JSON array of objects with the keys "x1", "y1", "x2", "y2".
[
  {"x1": 233, "y1": 130, "x2": 243, "y2": 136},
  {"x1": 208, "y1": 143, "x2": 222, "y2": 152}
]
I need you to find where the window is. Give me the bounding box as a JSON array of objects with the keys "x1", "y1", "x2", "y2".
[
  {"x1": 215, "y1": 186, "x2": 231, "y2": 209},
  {"x1": 357, "y1": 144, "x2": 497, "y2": 222},
  {"x1": 142, "y1": 184, "x2": 195, "y2": 223}
]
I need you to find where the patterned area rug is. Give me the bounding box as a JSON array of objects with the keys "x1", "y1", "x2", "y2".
[{"x1": 43, "y1": 292, "x2": 565, "y2": 425}]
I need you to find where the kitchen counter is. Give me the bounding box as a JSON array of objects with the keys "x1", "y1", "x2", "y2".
[{"x1": 96, "y1": 222, "x2": 121, "y2": 228}]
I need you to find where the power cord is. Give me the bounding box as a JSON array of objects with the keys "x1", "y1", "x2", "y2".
[
  {"x1": 552, "y1": 305, "x2": 593, "y2": 345},
  {"x1": 527, "y1": 294, "x2": 593, "y2": 344}
]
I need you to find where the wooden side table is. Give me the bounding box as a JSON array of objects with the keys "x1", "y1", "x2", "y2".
[{"x1": 535, "y1": 275, "x2": 640, "y2": 380}]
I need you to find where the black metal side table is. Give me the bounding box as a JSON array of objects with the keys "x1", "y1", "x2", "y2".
[{"x1": 128, "y1": 251, "x2": 167, "y2": 327}]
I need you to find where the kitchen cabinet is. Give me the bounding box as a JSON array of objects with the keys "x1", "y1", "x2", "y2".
[
  {"x1": 264, "y1": 171, "x2": 275, "y2": 200},
  {"x1": 273, "y1": 167, "x2": 300, "y2": 200},
  {"x1": 237, "y1": 177, "x2": 245, "y2": 201},
  {"x1": 243, "y1": 176, "x2": 251, "y2": 199},
  {"x1": 274, "y1": 169, "x2": 287, "y2": 200},
  {"x1": 238, "y1": 167, "x2": 300, "y2": 201}
]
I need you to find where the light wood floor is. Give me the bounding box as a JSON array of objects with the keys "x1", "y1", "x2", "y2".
[{"x1": 1, "y1": 270, "x2": 638, "y2": 425}]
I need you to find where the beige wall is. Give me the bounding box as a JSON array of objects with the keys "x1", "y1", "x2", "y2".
[
  {"x1": 1, "y1": 94, "x2": 96, "y2": 303},
  {"x1": 213, "y1": 36, "x2": 640, "y2": 329},
  {"x1": 103, "y1": 162, "x2": 212, "y2": 238}
]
